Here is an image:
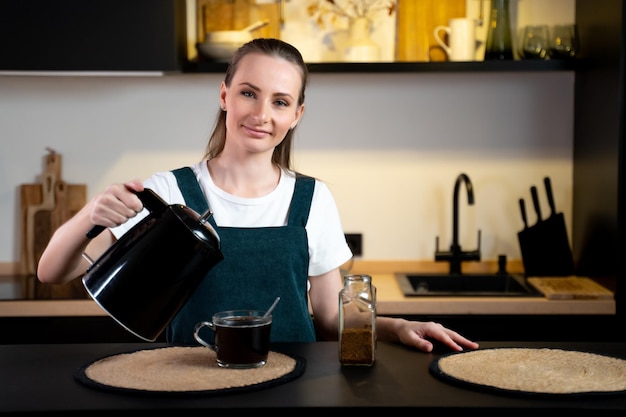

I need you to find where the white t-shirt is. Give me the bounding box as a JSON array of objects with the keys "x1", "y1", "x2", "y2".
[{"x1": 111, "y1": 161, "x2": 353, "y2": 277}]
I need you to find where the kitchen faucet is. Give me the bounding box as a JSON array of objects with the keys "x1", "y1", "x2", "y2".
[{"x1": 434, "y1": 173, "x2": 481, "y2": 274}]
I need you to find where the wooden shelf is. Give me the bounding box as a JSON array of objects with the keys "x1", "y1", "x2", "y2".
[{"x1": 185, "y1": 59, "x2": 578, "y2": 74}]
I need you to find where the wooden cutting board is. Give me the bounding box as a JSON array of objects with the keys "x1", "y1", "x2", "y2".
[
  {"x1": 527, "y1": 277, "x2": 614, "y2": 300},
  {"x1": 19, "y1": 150, "x2": 88, "y2": 299}
]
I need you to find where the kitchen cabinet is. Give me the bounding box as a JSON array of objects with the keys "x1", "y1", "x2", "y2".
[
  {"x1": 0, "y1": 0, "x2": 574, "y2": 74},
  {"x1": 0, "y1": 269, "x2": 616, "y2": 344},
  {"x1": 572, "y1": 0, "x2": 625, "y2": 335},
  {"x1": 0, "y1": 0, "x2": 187, "y2": 72}
]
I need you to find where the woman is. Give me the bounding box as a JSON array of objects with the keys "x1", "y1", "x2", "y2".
[{"x1": 38, "y1": 38, "x2": 478, "y2": 353}]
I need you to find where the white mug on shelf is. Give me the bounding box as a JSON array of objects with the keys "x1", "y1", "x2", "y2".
[{"x1": 433, "y1": 18, "x2": 478, "y2": 62}]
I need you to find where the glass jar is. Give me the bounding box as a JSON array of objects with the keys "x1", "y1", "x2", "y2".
[
  {"x1": 484, "y1": 0, "x2": 514, "y2": 60},
  {"x1": 338, "y1": 274, "x2": 376, "y2": 366}
]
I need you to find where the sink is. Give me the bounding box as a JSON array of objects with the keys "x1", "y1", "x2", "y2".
[{"x1": 395, "y1": 273, "x2": 542, "y2": 297}]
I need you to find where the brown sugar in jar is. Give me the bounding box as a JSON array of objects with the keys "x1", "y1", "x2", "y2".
[{"x1": 340, "y1": 326, "x2": 375, "y2": 365}]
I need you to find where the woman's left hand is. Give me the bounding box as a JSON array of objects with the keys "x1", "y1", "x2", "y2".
[{"x1": 378, "y1": 317, "x2": 480, "y2": 353}]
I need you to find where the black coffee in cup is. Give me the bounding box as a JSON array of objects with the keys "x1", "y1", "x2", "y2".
[
  {"x1": 215, "y1": 316, "x2": 271, "y2": 367},
  {"x1": 194, "y1": 310, "x2": 272, "y2": 369}
]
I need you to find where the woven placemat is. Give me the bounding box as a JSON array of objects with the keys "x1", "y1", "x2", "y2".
[
  {"x1": 74, "y1": 346, "x2": 305, "y2": 397},
  {"x1": 430, "y1": 347, "x2": 626, "y2": 397}
]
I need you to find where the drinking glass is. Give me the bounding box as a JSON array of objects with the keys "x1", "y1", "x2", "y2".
[
  {"x1": 548, "y1": 24, "x2": 578, "y2": 59},
  {"x1": 518, "y1": 25, "x2": 549, "y2": 59}
]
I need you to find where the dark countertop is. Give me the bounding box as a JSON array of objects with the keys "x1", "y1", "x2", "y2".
[{"x1": 1, "y1": 341, "x2": 626, "y2": 412}]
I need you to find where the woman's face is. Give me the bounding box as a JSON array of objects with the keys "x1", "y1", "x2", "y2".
[{"x1": 220, "y1": 52, "x2": 304, "y2": 157}]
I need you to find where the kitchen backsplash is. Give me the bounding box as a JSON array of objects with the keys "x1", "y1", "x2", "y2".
[{"x1": 0, "y1": 70, "x2": 574, "y2": 265}]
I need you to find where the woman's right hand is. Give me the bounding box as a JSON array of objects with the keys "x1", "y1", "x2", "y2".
[
  {"x1": 88, "y1": 180, "x2": 145, "y2": 229},
  {"x1": 37, "y1": 180, "x2": 145, "y2": 284}
]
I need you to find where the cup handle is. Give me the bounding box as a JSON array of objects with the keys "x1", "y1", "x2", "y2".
[
  {"x1": 433, "y1": 26, "x2": 452, "y2": 56},
  {"x1": 194, "y1": 321, "x2": 217, "y2": 351}
]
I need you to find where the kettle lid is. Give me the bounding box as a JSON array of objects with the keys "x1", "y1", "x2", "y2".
[{"x1": 169, "y1": 204, "x2": 220, "y2": 245}]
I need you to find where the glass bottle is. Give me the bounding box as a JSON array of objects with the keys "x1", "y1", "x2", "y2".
[
  {"x1": 484, "y1": 0, "x2": 514, "y2": 60},
  {"x1": 339, "y1": 274, "x2": 376, "y2": 366}
]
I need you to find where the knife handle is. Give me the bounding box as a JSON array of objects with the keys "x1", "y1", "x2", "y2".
[
  {"x1": 519, "y1": 198, "x2": 528, "y2": 228},
  {"x1": 544, "y1": 176, "x2": 556, "y2": 215},
  {"x1": 530, "y1": 185, "x2": 542, "y2": 222}
]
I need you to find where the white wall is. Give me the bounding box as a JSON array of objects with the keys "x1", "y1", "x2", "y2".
[{"x1": 0, "y1": 71, "x2": 574, "y2": 265}]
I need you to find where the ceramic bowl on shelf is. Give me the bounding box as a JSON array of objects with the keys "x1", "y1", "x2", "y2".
[
  {"x1": 197, "y1": 20, "x2": 269, "y2": 61},
  {"x1": 197, "y1": 41, "x2": 245, "y2": 61}
]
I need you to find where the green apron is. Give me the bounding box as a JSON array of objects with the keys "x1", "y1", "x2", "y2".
[{"x1": 166, "y1": 167, "x2": 317, "y2": 344}]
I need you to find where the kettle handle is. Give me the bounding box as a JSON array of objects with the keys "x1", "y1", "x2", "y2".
[{"x1": 86, "y1": 188, "x2": 169, "y2": 239}]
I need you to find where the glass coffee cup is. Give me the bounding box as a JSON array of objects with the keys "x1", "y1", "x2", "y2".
[{"x1": 194, "y1": 310, "x2": 272, "y2": 369}]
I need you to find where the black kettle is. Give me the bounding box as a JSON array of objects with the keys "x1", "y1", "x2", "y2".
[{"x1": 82, "y1": 188, "x2": 224, "y2": 342}]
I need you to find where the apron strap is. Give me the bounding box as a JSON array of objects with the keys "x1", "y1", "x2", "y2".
[
  {"x1": 171, "y1": 167, "x2": 209, "y2": 214},
  {"x1": 288, "y1": 174, "x2": 315, "y2": 227},
  {"x1": 172, "y1": 167, "x2": 314, "y2": 228}
]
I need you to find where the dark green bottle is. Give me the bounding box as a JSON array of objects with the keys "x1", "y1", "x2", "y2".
[{"x1": 484, "y1": 0, "x2": 514, "y2": 60}]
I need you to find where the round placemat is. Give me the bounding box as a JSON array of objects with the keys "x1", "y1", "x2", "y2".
[
  {"x1": 74, "y1": 346, "x2": 305, "y2": 397},
  {"x1": 430, "y1": 347, "x2": 626, "y2": 397}
]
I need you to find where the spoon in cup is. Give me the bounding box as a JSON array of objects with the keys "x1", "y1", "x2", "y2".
[{"x1": 263, "y1": 297, "x2": 281, "y2": 318}]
